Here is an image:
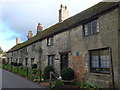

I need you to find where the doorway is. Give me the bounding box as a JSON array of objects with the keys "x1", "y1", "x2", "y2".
[{"x1": 60, "y1": 53, "x2": 68, "y2": 70}]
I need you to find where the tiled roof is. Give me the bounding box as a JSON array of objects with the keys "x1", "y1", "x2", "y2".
[{"x1": 7, "y1": 2, "x2": 119, "y2": 53}]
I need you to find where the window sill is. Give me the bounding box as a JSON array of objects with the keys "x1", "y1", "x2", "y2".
[
  {"x1": 83, "y1": 32, "x2": 99, "y2": 37},
  {"x1": 89, "y1": 72, "x2": 111, "y2": 76}
]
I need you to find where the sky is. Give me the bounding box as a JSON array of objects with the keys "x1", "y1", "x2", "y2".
[{"x1": 0, "y1": 0, "x2": 105, "y2": 51}]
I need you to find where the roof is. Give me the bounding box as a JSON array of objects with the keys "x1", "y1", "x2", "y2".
[{"x1": 7, "y1": 2, "x2": 119, "y2": 53}]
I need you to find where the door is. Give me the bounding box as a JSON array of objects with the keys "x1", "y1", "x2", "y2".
[
  {"x1": 60, "y1": 53, "x2": 68, "y2": 70},
  {"x1": 25, "y1": 58, "x2": 28, "y2": 66}
]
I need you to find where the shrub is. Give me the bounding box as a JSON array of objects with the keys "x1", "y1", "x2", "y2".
[
  {"x1": 61, "y1": 67, "x2": 74, "y2": 80},
  {"x1": 44, "y1": 65, "x2": 54, "y2": 79},
  {"x1": 11, "y1": 62, "x2": 14, "y2": 65},
  {"x1": 19, "y1": 66, "x2": 23, "y2": 69},
  {"x1": 17, "y1": 63, "x2": 22, "y2": 66},
  {"x1": 50, "y1": 80, "x2": 64, "y2": 88},
  {"x1": 31, "y1": 64, "x2": 37, "y2": 69},
  {"x1": 80, "y1": 82, "x2": 100, "y2": 89},
  {"x1": 13, "y1": 62, "x2": 17, "y2": 66},
  {"x1": 32, "y1": 69, "x2": 37, "y2": 74},
  {"x1": 2, "y1": 59, "x2": 6, "y2": 64}
]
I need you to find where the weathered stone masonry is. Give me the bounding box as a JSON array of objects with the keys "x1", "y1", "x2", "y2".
[{"x1": 7, "y1": 2, "x2": 120, "y2": 88}]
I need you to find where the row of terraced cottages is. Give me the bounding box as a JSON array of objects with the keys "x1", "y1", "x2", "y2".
[{"x1": 6, "y1": 2, "x2": 120, "y2": 88}]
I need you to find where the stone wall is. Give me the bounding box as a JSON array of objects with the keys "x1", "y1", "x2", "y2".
[
  {"x1": 118, "y1": 4, "x2": 120, "y2": 89},
  {"x1": 68, "y1": 8, "x2": 119, "y2": 88},
  {"x1": 41, "y1": 31, "x2": 70, "y2": 74},
  {"x1": 6, "y1": 6, "x2": 120, "y2": 88}
]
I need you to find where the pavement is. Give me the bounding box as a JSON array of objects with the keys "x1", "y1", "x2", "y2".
[{"x1": 1, "y1": 68, "x2": 50, "y2": 89}]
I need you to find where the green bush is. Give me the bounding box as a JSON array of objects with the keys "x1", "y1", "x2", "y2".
[
  {"x1": 10, "y1": 62, "x2": 18, "y2": 66},
  {"x1": 2, "y1": 59, "x2": 6, "y2": 64},
  {"x1": 19, "y1": 66, "x2": 23, "y2": 69},
  {"x1": 13, "y1": 62, "x2": 17, "y2": 66},
  {"x1": 31, "y1": 64, "x2": 37, "y2": 69},
  {"x1": 17, "y1": 63, "x2": 22, "y2": 66},
  {"x1": 50, "y1": 80, "x2": 64, "y2": 88},
  {"x1": 11, "y1": 62, "x2": 14, "y2": 65},
  {"x1": 44, "y1": 65, "x2": 54, "y2": 79},
  {"x1": 61, "y1": 67, "x2": 74, "y2": 80},
  {"x1": 80, "y1": 82, "x2": 100, "y2": 89},
  {"x1": 32, "y1": 69, "x2": 37, "y2": 74}
]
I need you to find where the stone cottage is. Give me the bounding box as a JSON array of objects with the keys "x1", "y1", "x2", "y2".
[{"x1": 7, "y1": 2, "x2": 120, "y2": 88}]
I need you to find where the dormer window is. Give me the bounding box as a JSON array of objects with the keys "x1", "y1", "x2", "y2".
[
  {"x1": 83, "y1": 19, "x2": 99, "y2": 36},
  {"x1": 47, "y1": 37, "x2": 53, "y2": 46}
]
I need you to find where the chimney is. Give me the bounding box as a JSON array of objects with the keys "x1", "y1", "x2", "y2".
[
  {"x1": 16, "y1": 38, "x2": 20, "y2": 44},
  {"x1": 27, "y1": 31, "x2": 33, "y2": 39},
  {"x1": 59, "y1": 4, "x2": 69, "y2": 23},
  {"x1": 37, "y1": 23, "x2": 43, "y2": 34}
]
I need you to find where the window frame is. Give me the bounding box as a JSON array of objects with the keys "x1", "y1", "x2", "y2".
[
  {"x1": 25, "y1": 58, "x2": 28, "y2": 66},
  {"x1": 89, "y1": 48, "x2": 111, "y2": 74},
  {"x1": 47, "y1": 37, "x2": 54, "y2": 46},
  {"x1": 83, "y1": 19, "x2": 99, "y2": 37},
  {"x1": 32, "y1": 44, "x2": 36, "y2": 51},
  {"x1": 48, "y1": 55, "x2": 55, "y2": 66},
  {"x1": 31, "y1": 58, "x2": 35, "y2": 66}
]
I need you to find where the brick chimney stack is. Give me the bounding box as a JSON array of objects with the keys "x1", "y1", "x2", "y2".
[
  {"x1": 27, "y1": 31, "x2": 33, "y2": 39},
  {"x1": 59, "y1": 4, "x2": 69, "y2": 23},
  {"x1": 16, "y1": 38, "x2": 20, "y2": 44},
  {"x1": 37, "y1": 23, "x2": 43, "y2": 34}
]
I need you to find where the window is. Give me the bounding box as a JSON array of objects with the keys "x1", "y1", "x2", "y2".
[
  {"x1": 83, "y1": 19, "x2": 99, "y2": 36},
  {"x1": 16, "y1": 59, "x2": 18, "y2": 63},
  {"x1": 25, "y1": 58, "x2": 28, "y2": 66},
  {"x1": 89, "y1": 48, "x2": 110, "y2": 74},
  {"x1": 48, "y1": 55, "x2": 54, "y2": 66},
  {"x1": 11, "y1": 58, "x2": 13, "y2": 62},
  {"x1": 17, "y1": 51, "x2": 18, "y2": 55},
  {"x1": 19, "y1": 58, "x2": 22, "y2": 63},
  {"x1": 31, "y1": 58, "x2": 34, "y2": 66},
  {"x1": 8, "y1": 58, "x2": 9, "y2": 64},
  {"x1": 12, "y1": 52, "x2": 13, "y2": 56},
  {"x1": 25, "y1": 48, "x2": 28, "y2": 54},
  {"x1": 47, "y1": 37, "x2": 53, "y2": 46},
  {"x1": 32, "y1": 44, "x2": 36, "y2": 51}
]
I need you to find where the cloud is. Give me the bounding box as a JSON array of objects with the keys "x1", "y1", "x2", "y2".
[
  {"x1": 0, "y1": 0, "x2": 103, "y2": 51},
  {"x1": 0, "y1": 22, "x2": 19, "y2": 40}
]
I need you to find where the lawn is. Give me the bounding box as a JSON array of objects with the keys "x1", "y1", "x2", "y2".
[{"x1": 1, "y1": 64, "x2": 41, "y2": 79}]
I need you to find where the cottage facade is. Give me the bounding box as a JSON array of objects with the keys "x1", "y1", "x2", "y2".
[{"x1": 7, "y1": 2, "x2": 120, "y2": 88}]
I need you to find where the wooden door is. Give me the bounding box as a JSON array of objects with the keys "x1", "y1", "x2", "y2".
[{"x1": 60, "y1": 53, "x2": 68, "y2": 70}]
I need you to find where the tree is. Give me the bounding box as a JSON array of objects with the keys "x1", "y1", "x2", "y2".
[
  {"x1": 3, "y1": 51, "x2": 6, "y2": 56},
  {"x1": 0, "y1": 47, "x2": 3, "y2": 54}
]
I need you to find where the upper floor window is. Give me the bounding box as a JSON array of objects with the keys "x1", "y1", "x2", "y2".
[
  {"x1": 32, "y1": 44, "x2": 36, "y2": 51},
  {"x1": 47, "y1": 37, "x2": 53, "y2": 46},
  {"x1": 89, "y1": 48, "x2": 111, "y2": 74},
  {"x1": 19, "y1": 58, "x2": 22, "y2": 63},
  {"x1": 25, "y1": 47, "x2": 28, "y2": 54},
  {"x1": 83, "y1": 19, "x2": 99, "y2": 36}
]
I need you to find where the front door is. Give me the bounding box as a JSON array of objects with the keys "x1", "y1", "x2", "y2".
[
  {"x1": 25, "y1": 58, "x2": 28, "y2": 66},
  {"x1": 60, "y1": 53, "x2": 68, "y2": 70}
]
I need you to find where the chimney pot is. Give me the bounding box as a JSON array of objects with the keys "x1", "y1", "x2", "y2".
[
  {"x1": 59, "y1": 4, "x2": 69, "y2": 23},
  {"x1": 27, "y1": 30, "x2": 33, "y2": 39},
  {"x1": 16, "y1": 38, "x2": 20, "y2": 44},
  {"x1": 37, "y1": 23, "x2": 43, "y2": 34}
]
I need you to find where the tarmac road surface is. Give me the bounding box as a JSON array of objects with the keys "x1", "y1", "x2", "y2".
[{"x1": 1, "y1": 68, "x2": 49, "y2": 89}]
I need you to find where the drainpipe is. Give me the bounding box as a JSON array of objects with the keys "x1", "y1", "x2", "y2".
[{"x1": 109, "y1": 48, "x2": 115, "y2": 88}]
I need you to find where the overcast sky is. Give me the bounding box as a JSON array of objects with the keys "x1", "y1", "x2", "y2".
[{"x1": 0, "y1": 0, "x2": 105, "y2": 51}]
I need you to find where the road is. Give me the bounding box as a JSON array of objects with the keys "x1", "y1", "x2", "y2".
[{"x1": 1, "y1": 68, "x2": 49, "y2": 89}]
